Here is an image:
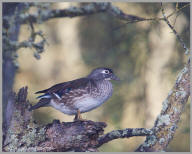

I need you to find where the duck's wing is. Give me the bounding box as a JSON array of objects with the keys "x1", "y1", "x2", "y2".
[{"x1": 35, "y1": 78, "x2": 94, "y2": 99}]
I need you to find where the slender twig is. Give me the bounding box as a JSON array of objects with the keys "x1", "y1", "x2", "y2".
[
  {"x1": 166, "y1": 3, "x2": 189, "y2": 19},
  {"x1": 112, "y1": 3, "x2": 189, "y2": 31},
  {"x1": 161, "y1": 3, "x2": 189, "y2": 54},
  {"x1": 96, "y1": 128, "x2": 153, "y2": 148}
]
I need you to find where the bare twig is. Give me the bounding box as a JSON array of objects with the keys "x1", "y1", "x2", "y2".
[
  {"x1": 96, "y1": 128, "x2": 153, "y2": 148},
  {"x1": 107, "y1": 4, "x2": 146, "y2": 22},
  {"x1": 161, "y1": 3, "x2": 189, "y2": 54},
  {"x1": 166, "y1": 3, "x2": 189, "y2": 19}
]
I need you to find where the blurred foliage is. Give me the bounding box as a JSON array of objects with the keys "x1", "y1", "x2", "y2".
[{"x1": 13, "y1": 2, "x2": 190, "y2": 152}]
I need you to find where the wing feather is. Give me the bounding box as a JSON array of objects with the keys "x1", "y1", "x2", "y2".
[{"x1": 35, "y1": 78, "x2": 94, "y2": 98}]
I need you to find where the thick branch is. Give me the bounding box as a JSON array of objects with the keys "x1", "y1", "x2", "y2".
[{"x1": 136, "y1": 60, "x2": 190, "y2": 152}]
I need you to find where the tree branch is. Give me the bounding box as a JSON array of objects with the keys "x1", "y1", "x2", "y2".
[
  {"x1": 16, "y1": 3, "x2": 111, "y2": 24},
  {"x1": 96, "y1": 128, "x2": 153, "y2": 148},
  {"x1": 19, "y1": 2, "x2": 145, "y2": 24},
  {"x1": 161, "y1": 3, "x2": 189, "y2": 54},
  {"x1": 136, "y1": 59, "x2": 190, "y2": 152}
]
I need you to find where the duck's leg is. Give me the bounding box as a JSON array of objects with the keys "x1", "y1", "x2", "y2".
[{"x1": 74, "y1": 109, "x2": 85, "y2": 121}]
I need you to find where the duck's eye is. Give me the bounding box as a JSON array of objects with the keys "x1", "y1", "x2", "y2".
[{"x1": 104, "y1": 70, "x2": 110, "y2": 74}]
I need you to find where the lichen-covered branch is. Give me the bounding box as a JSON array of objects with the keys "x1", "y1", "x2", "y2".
[
  {"x1": 96, "y1": 128, "x2": 153, "y2": 148},
  {"x1": 15, "y1": 3, "x2": 146, "y2": 24},
  {"x1": 136, "y1": 60, "x2": 190, "y2": 152}
]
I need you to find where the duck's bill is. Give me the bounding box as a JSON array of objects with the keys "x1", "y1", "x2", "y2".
[{"x1": 111, "y1": 74, "x2": 120, "y2": 81}]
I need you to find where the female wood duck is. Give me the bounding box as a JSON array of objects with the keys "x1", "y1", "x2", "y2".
[{"x1": 29, "y1": 67, "x2": 120, "y2": 121}]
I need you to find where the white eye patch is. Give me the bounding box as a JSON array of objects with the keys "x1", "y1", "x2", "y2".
[{"x1": 101, "y1": 70, "x2": 110, "y2": 74}]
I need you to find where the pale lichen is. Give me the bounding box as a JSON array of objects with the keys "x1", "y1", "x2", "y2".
[
  {"x1": 122, "y1": 129, "x2": 128, "y2": 136},
  {"x1": 145, "y1": 135, "x2": 157, "y2": 146},
  {"x1": 156, "y1": 114, "x2": 170, "y2": 127},
  {"x1": 167, "y1": 133, "x2": 172, "y2": 140},
  {"x1": 162, "y1": 99, "x2": 169, "y2": 113},
  {"x1": 138, "y1": 135, "x2": 157, "y2": 151},
  {"x1": 5, "y1": 123, "x2": 46, "y2": 152},
  {"x1": 175, "y1": 91, "x2": 187, "y2": 99},
  {"x1": 173, "y1": 107, "x2": 180, "y2": 114},
  {"x1": 131, "y1": 129, "x2": 137, "y2": 135},
  {"x1": 176, "y1": 66, "x2": 188, "y2": 84},
  {"x1": 167, "y1": 90, "x2": 173, "y2": 97},
  {"x1": 149, "y1": 135, "x2": 157, "y2": 145},
  {"x1": 109, "y1": 130, "x2": 121, "y2": 138},
  {"x1": 159, "y1": 138, "x2": 165, "y2": 144},
  {"x1": 76, "y1": 135, "x2": 83, "y2": 141}
]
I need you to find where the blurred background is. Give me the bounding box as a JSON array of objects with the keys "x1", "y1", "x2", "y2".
[{"x1": 13, "y1": 2, "x2": 190, "y2": 152}]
